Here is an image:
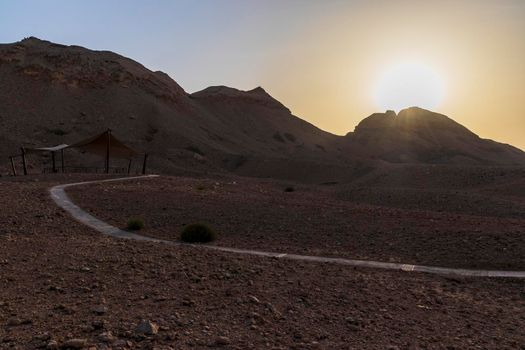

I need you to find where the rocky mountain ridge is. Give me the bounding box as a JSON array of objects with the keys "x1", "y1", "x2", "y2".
[{"x1": 1, "y1": 37, "x2": 524, "y2": 180}]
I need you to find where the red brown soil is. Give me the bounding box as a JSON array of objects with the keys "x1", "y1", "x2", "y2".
[
  {"x1": 1, "y1": 174, "x2": 525, "y2": 349},
  {"x1": 69, "y1": 175, "x2": 525, "y2": 270}
]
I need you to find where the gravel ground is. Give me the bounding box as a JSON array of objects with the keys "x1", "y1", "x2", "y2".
[
  {"x1": 69, "y1": 176, "x2": 525, "y2": 270},
  {"x1": 1, "y1": 175, "x2": 525, "y2": 349}
]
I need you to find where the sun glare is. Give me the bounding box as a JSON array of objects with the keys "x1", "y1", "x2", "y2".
[{"x1": 374, "y1": 62, "x2": 445, "y2": 112}]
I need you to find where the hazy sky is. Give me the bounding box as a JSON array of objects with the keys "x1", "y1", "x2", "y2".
[{"x1": 1, "y1": 0, "x2": 524, "y2": 149}]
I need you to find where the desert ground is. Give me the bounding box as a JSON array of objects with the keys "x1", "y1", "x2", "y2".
[
  {"x1": 1, "y1": 170, "x2": 525, "y2": 349},
  {"x1": 68, "y1": 172, "x2": 525, "y2": 270},
  {"x1": 2, "y1": 22, "x2": 525, "y2": 350}
]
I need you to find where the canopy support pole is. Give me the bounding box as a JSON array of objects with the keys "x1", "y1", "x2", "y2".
[
  {"x1": 142, "y1": 153, "x2": 148, "y2": 175},
  {"x1": 9, "y1": 156, "x2": 17, "y2": 176},
  {"x1": 105, "y1": 129, "x2": 111, "y2": 174},
  {"x1": 127, "y1": 159, "x2": 132, "y2": 174},
  {"x1": 21, "y1": 148, "x2": 27, "y2": 175},
  {"x1": 51, "y1": 151, "x2": 57, "y2": 173},
  {"x1": 61, "y1": 149, "x2": 65, "y2": 173}
]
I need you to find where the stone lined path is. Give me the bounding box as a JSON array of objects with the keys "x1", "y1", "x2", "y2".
[{"x1": 50, "y1": 175, "x2": 525, "y2": 279}]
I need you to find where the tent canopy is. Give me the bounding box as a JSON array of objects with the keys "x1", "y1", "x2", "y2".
[
  {"x1": 30, "y1": 144, "x2": 69, "y2": 152},
  {"x1": 26, "y1": 130, "x2": 139, "y2": 159}
]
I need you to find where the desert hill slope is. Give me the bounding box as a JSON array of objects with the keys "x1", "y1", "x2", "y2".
[
  {"x1": 345, "y1": 107, "x2": 525, "y2": 165},
  {"x1": 0, "y1": 37, "x2": 347, "y2": 177},
  {"x1": 0, "y1": 37, "x2": 524, "y2": 179}
]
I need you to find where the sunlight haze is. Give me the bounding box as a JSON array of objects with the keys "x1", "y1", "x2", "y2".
[
  {"x1": 1, "y1": 0, "x2": 523, "y2": 149},
  {"x1": 373, "y1": 62, "x2": 446, "y2": 113}
]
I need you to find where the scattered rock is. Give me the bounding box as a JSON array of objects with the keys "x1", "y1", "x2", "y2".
[
  {"x1": 182, "y1": 298, "x2": 195, "y2": 307},
  {"x1": 264, "y1": 302, "x2": 282, "y2": 318},
  {"x1": 113, "y1": 339, "x2": 132, "y2": 348},
  {"x1": 153, "y1": 295, "x2": 168, "y2": 302},
  {"x1": 46, "y1": 340, "x2": 59, "y2": 349},
  {"x1": 92, "y1": 305, "x2": 108, "y2": 315},
  {"x1": 34, "y1": 332, "x2": 52, "y2": 341},
  {"x1": 96, "y1": 331, "x2": 115, "y2": 343},
  {"x1": 91, "y1": 320, "x2": 106, "y2": 330},
  {"x1": 5, "y1": 317, "x2": 30, "y2": 327},
  {"x1": 248, "y1": 295, "x2": 260, "y2": 304},
  {"x1": 213, "y1": 336, "x2": 231, "y2": 346},
  {"x1": 6, "y1": 317, "x2": 22, "y2": 326},
  {"x1": 135, "y1": 319, "x2": 159, "y2": 335},
  {"x1": 345, "y1": 316, "x2": 360, "y2": 326},
  {"x1": 54, "y1": 304, "x2": 75, "y2": 314},
  {"x1": 62, "y1": 338, "x2": 88, "y2": 349}
]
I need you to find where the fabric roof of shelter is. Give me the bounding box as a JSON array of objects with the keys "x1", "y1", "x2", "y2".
[
  {"x1": 29, "y1": 144, "x2": 69, "y2": 152},
  {"x1": 70, "y1": 131, "x2": 139, "y2": 159},
  {"x1": 25, "y1": 131, "x2": 139, "y2": 159}
]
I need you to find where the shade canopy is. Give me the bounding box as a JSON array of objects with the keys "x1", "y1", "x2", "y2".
[
  {"x1": 30, "y1": 144, "x2": 69, "y2": 152},
  {"x1": 26, "y1": 130, "x2": 139, "y2": 159}
]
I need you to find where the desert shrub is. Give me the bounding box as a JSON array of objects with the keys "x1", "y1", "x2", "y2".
[
  {"x1": 185, "y1": 145, "x2": 204, "y2": 156},
  {"x1": 273, "y1": 133, "x2": 285, "y2": 143},
  {"x1": 180, "y1": 223, "x2": 217, "y2": 243},
  {"x1": 284, "y1": 186, "x2": 295, "y2": 192},
  {"x1": 283, "y1": 132, "x2": 296, "y2": 142},
  {"x1": 144, "y1": 135, "x2": 154, "y2": 142},
  {"x1": 148, "y1": 124, "x2": 159, "y2": 135},
  {"x1": 48, "y1": 128, "x2": 67, "y2": 136},
  {"x1": 127, "y1": 218, "x2": 145, "y2": 231},
  {"x1": 223, "y1": 155, "x2": 247, "y2": 170}
]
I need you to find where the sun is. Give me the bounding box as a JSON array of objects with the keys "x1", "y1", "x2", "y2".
[{"x1": 373, "y1": 62, "x2": 445, "y2": 112}]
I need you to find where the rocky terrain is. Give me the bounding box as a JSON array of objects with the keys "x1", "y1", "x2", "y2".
[
  {"x1": 1, "y1": 174, "x2": 525, "y2": 349},
  {"x1": 68, "y1": 168, "x2": 525, "y2": 270},
  {"x1": 1, "y1": 37, "x2": 524, "y2": 182},
  {"x1": 2, "y1": 37, "x2": 525, "y2": 349}
]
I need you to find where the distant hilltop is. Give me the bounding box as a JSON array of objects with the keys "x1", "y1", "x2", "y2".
[{"x1": 0, "y1": 37, "x2": 524, "y2": 179}]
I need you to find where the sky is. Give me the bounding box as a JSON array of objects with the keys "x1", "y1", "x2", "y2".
[{"x1": 1, "y1": 0, "x2": 524, "y2": 149}]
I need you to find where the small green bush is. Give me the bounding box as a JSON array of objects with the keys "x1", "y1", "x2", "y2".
[
  {"x1": 48, "y1": 128, "x2": 67, "y2": 136},
  {"x1": 127, "y1": 218, "x2": 145, "y2": 231},
  {"x1": 180, "y1": 223, "x2": 217, "y2": 243},
  {"x1": 185, "y1": 145, "x2": 205, "y2": 156},
  {"x1": 284, "y1": 186, "x2": 295, "y2": 192},
  {"x1": 283, "y1": 132, "x2": 296, "y2": 142},
  {"x1": 273, "y1": 133, "x2": 285, "y2": 143}
]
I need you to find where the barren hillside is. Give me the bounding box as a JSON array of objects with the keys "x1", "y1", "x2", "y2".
[{"x1": 1, "y1": 37, "x2": 524, "y2": 180}]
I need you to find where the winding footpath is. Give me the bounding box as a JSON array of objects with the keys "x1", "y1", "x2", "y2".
[{"x1": 50, "y1": 175, "x2": 525, "y2": 279}]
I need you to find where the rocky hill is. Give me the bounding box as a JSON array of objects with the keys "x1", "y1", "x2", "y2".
[
  {"x1": 346, "y1": 107, "x2": 525, "y2": 165},
  {"x1": 0, "y1": 37, "x2": 524, "y2": 180}
]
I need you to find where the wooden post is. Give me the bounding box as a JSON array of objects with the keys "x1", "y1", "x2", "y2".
[
  {"x1": 105, "y1": 129, "x2": 111, "y2": 174},
  {"x1": 9, "y1": 156, "x2": 16, "y2": 176},
  {"x1": 127, "y1": 159, "x2": 132, "y2": 174},
  {"x1": 51, "y1": 151, "x2": 57, "y2": 173},
  {"x1": 61, "y1": 149, "x2": 65, "y2": 173},
  {"x1": 142, "y1": 153, "x2": 148, "y2": 175},
  {"x1": 21, "y1": 148, "x2": 27, "y2": 175}
]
